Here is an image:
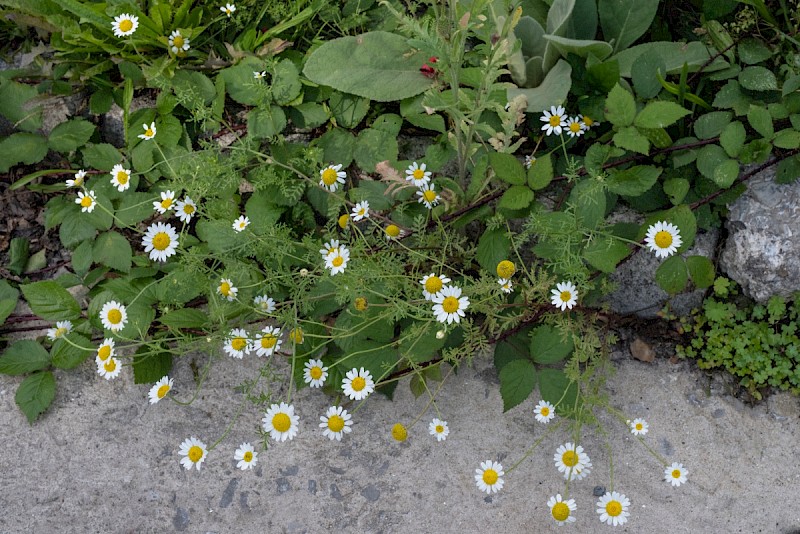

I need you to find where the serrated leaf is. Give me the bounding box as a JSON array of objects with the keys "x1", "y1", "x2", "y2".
[
  {"x1": 747, "y1": 105, "x2": 774, "y2": 139},
  {"x1": 132, "y1": 345, "x2": 173, "y2": 384},
  {"x1": 328, "y1": 92, "x2": 370, "y2": 129},
  {"x1": 493, "y1": 333, "x2": 530, "y2": 372},
  {"x1": 499, "y1": 359, "x2": 536, "y2": 412},
  {"x1": 663, "y1": 178, "x2": 690, "y2": 205},
  {"x1": 0, "y1": 340, "x2": 50, "y2": 375},
  {"x1": 51, "y1": 333, "x2": 93, "y2": 369},
  {"x1": 21, "y1": 281, "x2": 81, "y2": 321},
  {"x1": 498, "y1": 185, "x2": 534, "y2": 210},
  {"x1": 0, "y1": 79, "x2": 42, "y2": 132},
  {"x1": 712, "y1": 159, "x2": 740, "y2": 188},
  {"x1": 582, "y1": 235, "x2": 630, "y2": 273},
  {"x1": 0, "y1": 133, "x2": 48, "y2": 173},
  {"x1": 353, "y1": 128, "x2": 398, "y2": 172},
  {"x1": 248, "y1": 105, "x2": 286, "y2": 138},
  {"x1": 158, "y1": 308, "x2": 209, "y2": 330},
  {"x1": 686, "y1": 255, "x2": 715, "y2": 288},
  {"x1": 775, "y1": 154, "x2": 800, "y2": 184},
  {"x1": 655, "y1": 255, "x2": 688, "y2": 294},
  {"x1": 489, "y1": 152, "x2": 525, "y2": 185},
  {"x1": 719, "y1": 121, "x2": 746, "y2": 157},
  {"x1": 530, "y1": 325, "x2": 573, "y2": 364},
  {"x1": 694, "y1": 111, "x2": 732, "y2": 139},
  {"x1": 82, "y1": 143, "x2": 122, "y2": 171},
  {"x1": 314, "y1": 127, "x2": 355, "y2": 166},
  {"x1": 537, "y1": 368, "x2": 579, "y2": 418},
  {"x1": 116, "y1": 192, "x2": 155, "y2": 227},
  {"x1": 613, "y1": 126, "x2": 650, "y2": 155},
  {"x1": 48, "y1": 119, "x2": 96, "y2": 153},
  {"x1": 634, "y1": 101, "x2": 691, "y2": 129},
  {"x1": 527, "y1": 152, "x2": 553, "y2": 189},
  {"x1": 92, "y1": 231, "x2": 132, "y2": 273},
  {"x1": 476, "y1": 228, "x2": 510, "y2": 273},
  {"x1": 605, "y1": 84, "x2": 636, "y2": 127},
  {"x1": 16, "y1": 371, "x2": 56, "y2": 424},
  {"x1": 739, "y1": 66, "x2": 778, "y2": 91},
  {"x1": 696, "y1": 144, "x2": 729, "y2": 180},
  {"x1": 606, "y1": 165, "x2": 662, "y2": 196}
]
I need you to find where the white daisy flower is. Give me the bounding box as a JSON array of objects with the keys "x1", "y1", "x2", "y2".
[
  {"x1": 319, "y1": 406, "x2": 353, "y2": 441},
  {"x1": 534, "y1": 400, "x2": 555, "y2": 424},
  {"x1": 262, "y1": 402, "x2": 299, "y2": 442},
  {"x1": 325, "y1": 246, "x2": 350, "y2": 276},
  {"x1": 645, "y1": 221, "x2": 683, "y2": 258},
  {"x1": 419, "y1": 273, "x2": 451, "y2": 301},
  {"x1": 548, "y1": 494, "x2": 577, "y2": 525},
  {"x1": 75, "y1": 190, "x2": 96, "y2": 213},
  {"x1": 142, "y1": 222, "x2": 179, "y2": 263},
  {"x1": 596, "y1": 491, "x2": 630, "y2": 526},
  {"x1": 46, "y1": 320, "x2": 72, "y2": 341},
  {"x1": 432, "y1": 285, "x2": 470, "y2": 324},
  {"x1": 137, "y1": 122, "x2": 156, "y2": 141},
  {"x1": 554, "y1": 442, "x2": 592, "y2": 481},
  {"x1": 475, "y1": 460, "x2": 504, "y2": 494},
  {"x1": 110, "y1": 164, "x2": 131, "y2": 192},
  {"x1": 551, "y1": 281, "x2": 578, "y2": 311},
  {"x1": 174, "y1": 196, "x2": 197, "y2": 223},
  {"x1": 580, "y1": 114, "x2": 599, "y2": 128},
  {"x1": 224, "y1": 328, "x2": 250, "y2": 358},
  {"x1": 319, "y1": 239, "x2": 339, "y2": 259},
  {"x1": 232, "y1": 215, "x2": 250, "y2": 232},
  {"x1": 148, "y1": 375, "x2": 173, "y2": 404},
  {"x1": 303, "y1": 358, "x2": 328, "y2": 388},
  {"x1": 253, "y1": 326, "x2": 281, "y2": 357},
  {"x1": 153, "y1": 190, "x2": 175, "y2": 214},
  {"x1": 217, "y1": 278, "x2": 237, "y2": 301},
  {"x1": 168, "y1": 30, "x2": 190, "y2": 54},
  {"x1": 428, "y1": 418, "x2": 449, "y2": 441},
  {"x1": 629, "y1": 418, "x2": 649, "y2": 436},
  {"x1": 416, "y1": 183, "x2": 440, "y2": 209},
  {"x1": 96, "y1": 338, "x2": 115, "y2": 361},
  {"x1": 100, "y1": 300, "x2": 128, "y2": 332},
  {"x1": 178, "y1": 436, "x2": 207, "y2": 470},
  {"x1": 405, "y1": 161, "x2": 432, "y2": 187},
  {"x1": 253, "y1": 295, "x2": 276, "y2": 313},
  {"x1": 540, "y1": 105, "x2": 567, "y2": 136},
  {"x1": 342, "y1": 367, "x2": 375, "y2": 401},
  {"x1": 220, "y1": 3, "x2": 236, "y2": 17},
  {"x1": 66, "y1": 169, "x2": 86, "y2": 188},
  {"x1": 498, "y1": 278, "x2": 513, "y2": 294},
  {"x1": 234, "y1": 442, "x2": 258, "y2": 470},
  {"x1": 319, "y1": 164, "x2": 346, "y2": 192},
  {"x1": 351, "y1": 200, "x2": 370, "y2": 221},
  {"x1": 524, "y1": 155, "x2": 536, "y2": 169},
  {"x1": 665, "y1": 462, "x2": 689, "y2": 487},
  {"x1": 564, "y1": 116, "x2": 586, "y2": 138},
  {"x1": 111, "y1": 13, "x2": 138, "y2": 37},
  {"x1": 96, "y1": 355, "x2": 122, "y2": 380},
  {"x1": 254, "y1": 71, "x2": 266, "y2": 79}
]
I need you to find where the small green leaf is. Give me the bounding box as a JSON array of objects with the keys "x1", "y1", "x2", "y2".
[
  {"x1": 51, "y1": 333, "x2": 93, "y2": 369},
  {"x1": 16, "y1": 371, "x2": 56, "y2": 424},
  {"x1": 719, "y1": 121, "x2": 746, "y2": 157},
  {"x1": 476, "y1": 228, "x2": 510, "y2": 273},
  {"x1": 499, "y1": 359, "x2": 536, "y2": 412},
  {"x1": 663, "y1": 178, "x2": 690, "y2": 205},
  {"x1": 48, "y1": 119, "x2": 96, "y2": 153},
  {"x1": 21, "y1": 281, "x2": 81, "y2": 321},
  {"x1": 655, "y1": 255, "x2": 688, "y2": 294},
  {"x1": 696, "y1": 144, "x2": 729, "y2": 180},
  {"x1": 530, "y1": 325, "x2": 574, "y2": 364},
  {"x1": 686, "y1": 255, "x2": 715, "y2": 289},
  {"x1": 527, "y1": 153, "x2": 553, "y2": 189},
  {"x1": 248, "y1": 105, "x2": 286, "y2": 138},
  {"x1": 132, "y1": 345, "x2": 173, "y2": 384},
  {"x1": 606, "y1": 165, "x2": 662, "y2": 196},
  {"x1": 693, "y1": 111, "x2": 732, "y2": 139},
  {"x1": 0, "y1": 78, "x2": 42, "y2": 132},
  {"x1": 612, "y1": 126, "x2": 650, "y2": 155},
  {"x1": 328, "y1": 92, "x2": 370, "y2": 129},
  {"x1": 8, "y1": 237, "x2": 29, "y2": 276},
  {"x1": 634, "y1": 101, "x2": 691, "y2": 129},
  {"x1": 712, "y1": 159, "x2": 740, "y2": 188},
  {"x1": 0, "y1": 340, "x2": 50, "y2": 375},
  {"x1": 605, "y1": 83, "x2": 636, "y2": 127},
  {"x1": 747, "y1": 105, "x2": 774, "y2": 138},
  {"x1": 92, "y1": 231, "x2": 132, "y2": 273},
  {"x1": 738, "y1": 38, "x2": 772, "y2": 65},
  {"x1": 489, "y1": 152, "x2": 525, "y2": 185},
  {"x1": 499, "y1": 185, "x2": 534, "y2": 210},
  {"x1": 773, "y1": 129, "x2": 800, "y2": 149},
  {"x1": 739, "y1": 65, "x2": 778, "y2": 91}
]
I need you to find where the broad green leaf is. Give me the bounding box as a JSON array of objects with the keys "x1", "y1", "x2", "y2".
[
  {"x1": 489, "y1": 152, "x2": 525, "y2": 185},
  {"x1": 712, "y1": 159, "x2": 740, "y2": 188},
  {"x1": 349, "y1": 181, "x2": 393, "y2": 211},
  {"x1": 686, "y1": 255, "x2": 715, "y2": 289},
  {"x1": 584, "y1": 144, "x2": 624, "y2": 176},
  {"x1": 287, "y1": 102, "x2": 329, "y2": 129},
  {"x1": 631, "y1": 46, "x2": 667, "y2": 98},
  {"x1": 303, "y1": 31, "x2": 434, "y2": 102},
  {"x1": 8, "y1": 237, "x2": 28, "y2": 276},
  {"x1": 328, "y1": 92, "x2": 370, "y2": 129},
  {"x1": 132, "y1": 345, "x2": 173, "y2": 384},
  {"x1": 719, "y1": 121, "x2": 746, "y2": 157},
  {"x1": 570, "y1": 178, "x2": 605, "y2": 230},
  {"x1": 0, "y1": 340, "x2": 50, "y2": 375},
  {"x1": 613, "y1": 42, "x2": 727, "y2": 78},
  {"x1": 655, "y1": 255, "x2": 688, "y2": 294},
  {"x1": 272, "y1": 59, "x2": 302, "y2": 105},
  {"x1": 773, "y1": 129, "x2": 800, "y2": 149},
  {"x1": 50, "y1": 333, "x2": 93, "y2": 369},
  {"x1": 155, "y1": 267, "x2": 205, "y2": 306},
  {"x1": 159, "y1": 308, "x2": 209, "y2": 329},
  {"x1": 314, "y1": 128, "x2": 355, "y2": 167},
  {"x1": 16, "y1": 371, "x2": 56, "y2": 424},
  {"x1": 476, "y1": 228, "x2": 510, "y2": 273},
  {"x1": 71, "y1": 239, "x2": 93, "y2": 275},
  {"x1": 508, "y1": 59, "x2": 572, "y2": 113},
  {"x1": 499, "y1": 185, "x2": 534, "y2": 210},
  {"x1": 116, "y1": 192, "x2": 155, "y2": 227},
  {"x1": 530, "y1": 325, "x2": 574, "y2": 364},
  {"x1": 493, "y1": 333, "x2": 530, "y2": 372},
  {"x1": 0, "y1": 133, "x2": 48, "y2": 173},
  {"x1": 499, "y1": 359, "x2": 536, "y2": 412},
  {"x1": 528, "y1": 153, "x2": 553, "y2": 189},
  {"x1": 665, "y1": 204, "x2": 697, "y2": 253},
  {"x1": 582, "y1": 235, "x2": 630, "y2": 273},
  {"x1": 738, "y1": 38, "x2": 772, "y2": 65},
  {"x1": 634, "y1": 101, "x2": 690, "y2": 129},
  {"x1": 599, "y1": 0, "x2": 660, "y2": 53},
  {"x1": 747, "y1": 105, "x2": 774, "y2": 138},
  {"x1": 245, "y1": 191, "x2": 284, "y2": 235},
  {"x1": 543, "y1": 35, "x2": 612, "y2": 60},
  {"x1": 21, "y1": 281, "x2": 81, "y2": 321},
  {"x1": 59, "y1": 215, "x2": 96, "y2": 248},
  {"x1": 612, "y1": 126, "x2": 649, "y2": 155},
  {"x1": 739, "y1": 66, "x2": 778, "y2": 91},
  {"x1": 353, "y1": 128, "x2": 398, "y2": 172},
  {"x1": 219, "y1": 57, "x2": 265, "y2": 106},
  {"x1": 92, "y1": 231, "x2": 132, "y2": 273},
  {"x1": 605, "y1": 84, "x2": 636, "y2": 127},
  {"x1": 82, "y1": 143, "x2": 122, "y2": 171},
  {"x1": 537, "y1": 368, "x2": 579, "y2": 418},
  {"x1": 694, "y1": 111, "x2": 732, "y2": 139},
  {"x1": 663, "y1": 178, "x2": 690, "y2": 205},
  {"x1": 783, "y1": 74, "x2": 800, "y2": 97},
  {"x1": 0, "y1": 79, "x2": 42, "y2": 132},
  {"x1": 398, "y1": 321, "x2": 446, "y2": 364},
  {"x1": 696, "y1": 144, "x2": 729, "y2": 180},
  {"x1": 248, "y1": 105, "x2": 286, "y2": 138},
  {"x1": 48, "y1": 119, "x2": 96, "y2": 153},
  {"x1": 606, "y1": 165, "x2": 662, "y2": 196}
]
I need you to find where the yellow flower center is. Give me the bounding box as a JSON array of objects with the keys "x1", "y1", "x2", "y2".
[
  {"x1": 569, "y1": 122, "x2": 582, "y2": 133},
  {"x1": 338, "y1": 214, "x2": 349, "y2": 228},
  {"x1": 272, "y1": 413, "x2": 291, "y2": 432},
  {"x1": 549, "y1": 115, "x2": 562, "y2": 127},
  {"x1": 560, "y1": 291, "x2": 572, "y2": 302},
  {"x1": 310, "y1": 366, "x2": 323, "y2": 379},
  {"x1": 321, "y1": 168, "x2": 338, "y2": 186},
  {"x1": 386, "y1": 224, "x2": 400, "y2": 237},
  {"x1": 231, "y1": 337, "x2": 247, "y2": 351},
  {"x1": 327, "y1": 415, "x2": 345, "y2": 432},
  {"x1": 583, "y1": 116, "x2": 594, "y2": 127},
  {"x1": 80, "y1": 196, "x2": 93, "y2": 208},
  {"x1": 188, "y1": 445, "x2": 203, "y2": 462},
  {"x1": 413, "y1": 169, "x2": 425, "y2": 180},
  {"x1": 260, "y1": 335, "x2": 277, "y2": 349},
  {"x1": 354, "y1": 297, "x2": 368, "y2": 311},
  {"x1": 290, "y1": 328, "x2": 303, "y2": 344},
  {"x1": 98, "y1": 345, "x2": 111, "y2": 360},
  {"x1": 562, "y1": 451, "x2": 578, "y2": 467},
  {"x1": 482, "y1": 469, "x2": 498, "y2": 485},
  {"x1": 107, "y1": 309, "x2": 122, "y2": 324},
  {"x1": 435, "y1": 425, "x2": 444, "y2": 433},
  {"x1": 605, "y1": 500, "x2": 622, "y2": 517},
  {"x1": 655, "y1": 230, "x2": 673, "y2": 248},
  {"x1": 552, "y1": 502, "x2": 570, "y2": 521},
  {"x1": 183, "y1": 204, "x2": 195, "y2": 214},
  {"x1": 391, "y1": 423, "x2": 407, "y2": 442},
  {"x1": 144, "y1": 128, "x2": 154, "y2": 137},
  {"x1": 424, "y1": 276, "x2": 443, "y2": 294},
  {"x1": 423, "y1": 190, "x2": 437, "y2": 202},
  {"x1": 357, "y1": 208, "x2": 366, "y2": 216},
  {"x1": 441, "y1": 296, "x2": 459, "y2": 314},
  {"x1": 243, "y1": 451, "x2": 253, "y2": 462},
  {"x1": 116, "y1": 170, "x2": 129, "y2": 184},
  {"x1": 119, "y1": 19, "x2": 133, "y2": 32},
  {"x1": 332, "y1": 256, "x2": 344, "y2": 267},
  {"x1": 219, "y1": 282, "x2": 231, "y2": 296},
  {"x1": 172, "y1": 35, "x2": 184, "y2": 48},
  {"x1": 351, "y1": 376, "x2": 366, "y2": 392},
  {"x1": 160, "y1": 198, "x2": 172, "y2": 209},
  {"x1": 54, "y1": 327, "x2": 67, "y2": 338},
  {"x1": 74, "y1": 176, "x2": 84, "y2": 186},
  {"x1": 152, "y1": 232, "x2": 170, "y2": 251},
  {"x1": 104, "y1": 359, "x2": 117, "y2": 372},
  {"x1": 157, "y1": 384, "x2": 170, "y2": 398},
  {"x1": 540, "y1": 406, "x2": 550, "y2": 416},
  {"x1": 672, "y1": 469, "x2": 681, "y2": 479},
  {"x1": 497, "y1": 260, "x2": 515, "y2": 278},
  {"x1": 636, "y1": 423, "x2": 644, "y2": 431}
]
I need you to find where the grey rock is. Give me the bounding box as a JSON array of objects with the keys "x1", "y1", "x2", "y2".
[
  {"x1": 172, "y1": 507, "x2": 190, "y2": 531},
  {"x1": 720, "y1": 166, "x2": 800, "y2": 302},
  {"x1": 100, "y1": 96, "x2": 156, "y2": 147},
  {"x1": 276, "y1": 477, "x2": 291, "y2": 494},
  {"x1": 360, "y1": 484, "x2": 380, "y2": 502},
  {"x1": 219, "y1": 479, "x2": 237, "y2": 508},
  {"x1": 40, "y1": 93, "x2": 87, "y2": 136}
]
